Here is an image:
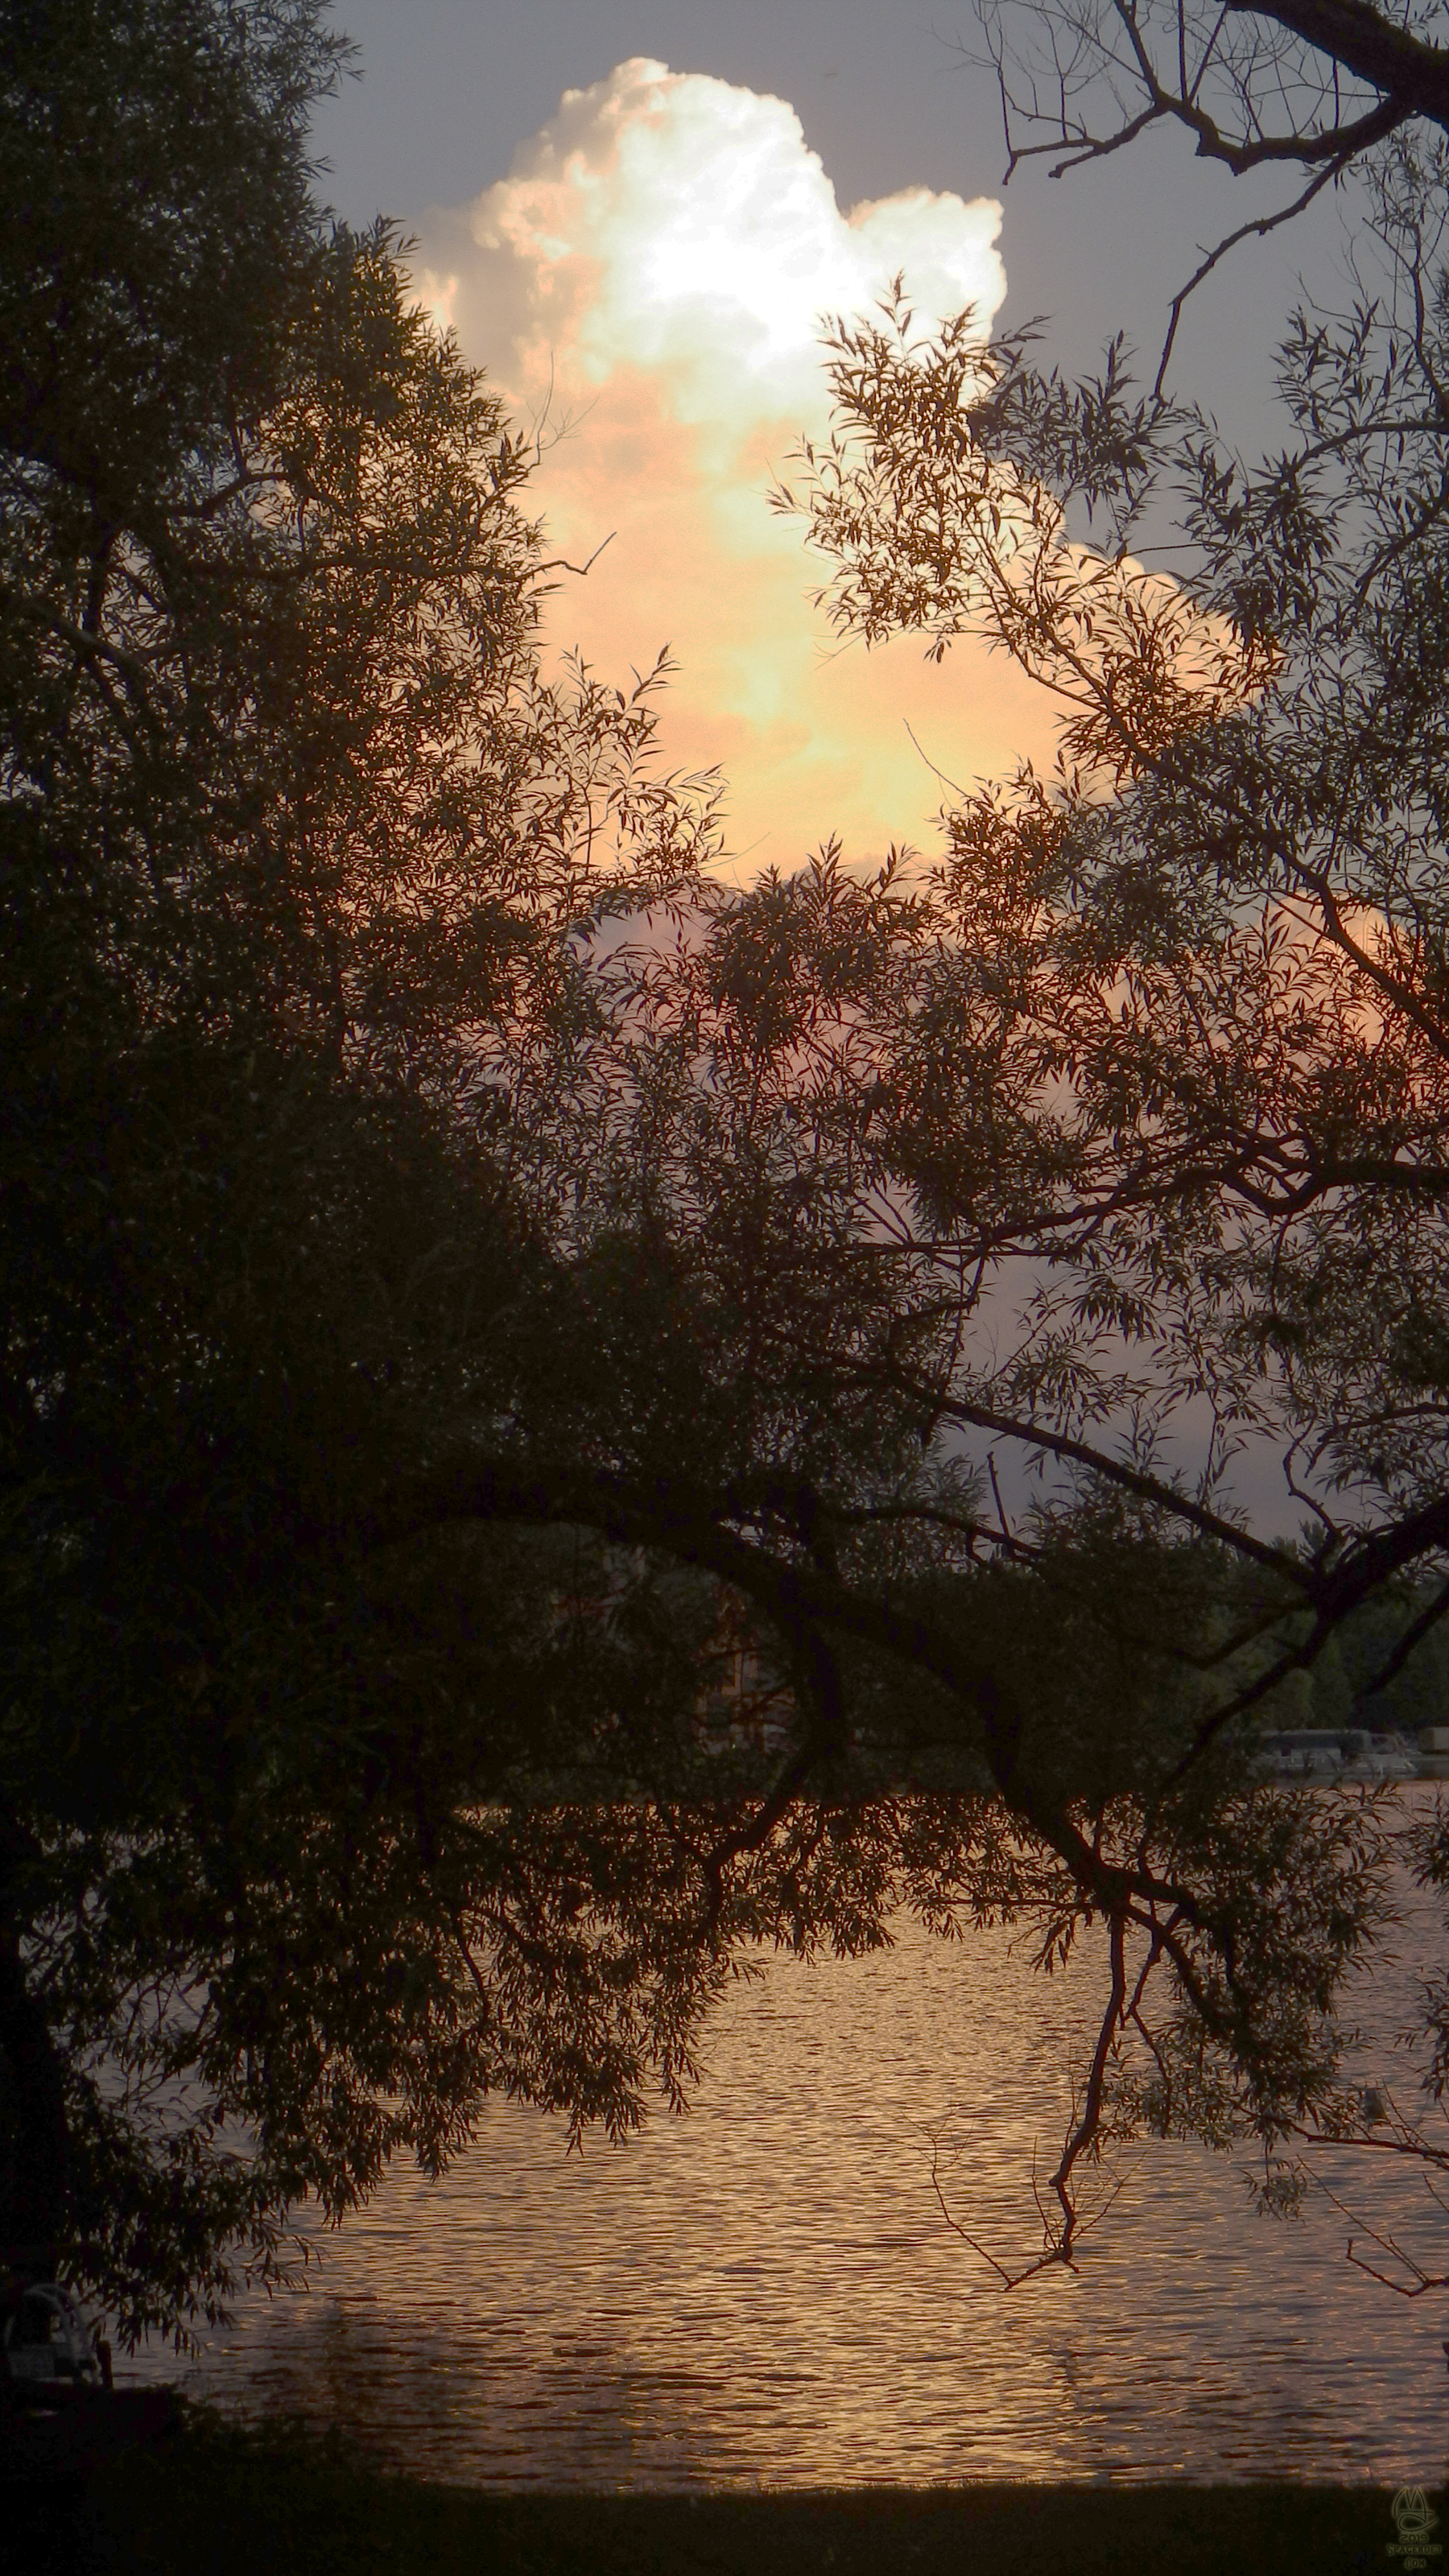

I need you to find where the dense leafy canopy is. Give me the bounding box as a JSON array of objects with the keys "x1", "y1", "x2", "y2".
[
  {"x1": 10, "y1": 0, "x2": 1449, "y2": 2347},
  {"x1": 2, "y1": 0, "x2": 733, "y2": 2340}
]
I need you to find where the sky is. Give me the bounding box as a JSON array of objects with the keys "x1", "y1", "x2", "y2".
[{"x1": 309, "y1": 2, "x2": 1355, "y2": 877}]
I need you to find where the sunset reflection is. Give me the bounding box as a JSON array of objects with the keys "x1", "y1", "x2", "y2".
[{"x1": 134, "y1": 1901, "x2": 1449, "y2": 2489}]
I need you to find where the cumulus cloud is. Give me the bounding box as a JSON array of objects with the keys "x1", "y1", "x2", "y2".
[{"x1": 415, "y1": 59, "x2": 1057, "y2": 874}]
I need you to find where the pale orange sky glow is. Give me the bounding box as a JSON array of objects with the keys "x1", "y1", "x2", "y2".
[{"x1": 414, "y1": 58, "x2": 1062, "y2": 878}]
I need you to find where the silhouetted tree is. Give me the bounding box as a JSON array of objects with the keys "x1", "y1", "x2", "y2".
[{"x1": 11, "y1": 0, "x2": 1445, "y2": 2347}]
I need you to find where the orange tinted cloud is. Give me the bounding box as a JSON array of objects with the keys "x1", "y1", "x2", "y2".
[{"x1": 415, "y1": 59, "x2": 1058, "y2": 875}]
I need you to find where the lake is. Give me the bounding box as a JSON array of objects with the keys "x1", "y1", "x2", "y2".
[{"x1": 126, "y1": 1816, "x2": 1449, "y2": 2491}]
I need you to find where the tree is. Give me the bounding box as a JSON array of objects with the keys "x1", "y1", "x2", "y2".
[
  {"x1": 2, "y1": 0, "x2": 734, "y2": 2343},
  {"x1": 972, "y1": 0, "x2": 1449, "y2": 183},
  {"x1": 751, "y1": 2, "x2": 1449, "y2": 2262},
  {"x1": 9, "y1": 0, "x2": 1441, "y2": 2355},
  {"x1": 966, "y1": 0, "x2": 1449, "y2": 379}
]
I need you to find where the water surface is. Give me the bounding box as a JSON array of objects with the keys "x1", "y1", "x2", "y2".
[{"x1": 128, "y1": 1846, "x2": 1449, "y2": 2489}]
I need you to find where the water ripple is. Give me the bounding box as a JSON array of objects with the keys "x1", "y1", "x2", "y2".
[{"x1": 126, "y1": 1854, "x2": 1449, "y2": 2488}]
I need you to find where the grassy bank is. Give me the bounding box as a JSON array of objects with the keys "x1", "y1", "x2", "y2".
[{"x1": 7, "y1": 2411, "x2": 1431, "y2": 2574}]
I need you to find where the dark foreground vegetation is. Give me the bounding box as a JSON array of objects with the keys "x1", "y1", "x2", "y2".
[{"x1": 5, "y1": 2413, "x2": 1416, "y2": 2576}]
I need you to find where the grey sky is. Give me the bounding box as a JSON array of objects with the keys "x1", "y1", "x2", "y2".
[{"x1": 310, "y1": 0, "x2": 1356, "y2": 448}]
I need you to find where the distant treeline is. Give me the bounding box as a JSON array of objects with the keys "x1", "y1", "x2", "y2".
[{"x1": 1297, "y1": 1594, "x2": 1449, "y2": 1737}]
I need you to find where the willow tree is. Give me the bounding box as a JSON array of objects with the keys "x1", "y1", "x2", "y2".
[
  {"x1": 748, "y1": 19, "x2": 1449, "y2": 2264},
  {"x1": 2, "y1": 0, "x2": 733, "y2": 2343},
  {"x1": 6, "y1": 0, "x2": 1431, "y2": 2351}
]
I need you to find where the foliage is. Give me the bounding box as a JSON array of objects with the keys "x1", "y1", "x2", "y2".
[
  {"x1": 2, "y1": 0, "x2": 732, "y2": 2343},
  {"x1": 755, "y1": 12, "x2": 1449, "y2": 2268},
  {"x1": 770, "y1": 197, "x2": 1449, "y2": 1655},
  {"x1": 13, "y1": 0, "x2": 1449, "y2": 2351}
]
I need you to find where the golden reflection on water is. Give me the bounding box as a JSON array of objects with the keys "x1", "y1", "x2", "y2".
[{"x1": 132, "y1": 1854, "x2": 1449, "y2": 2488}]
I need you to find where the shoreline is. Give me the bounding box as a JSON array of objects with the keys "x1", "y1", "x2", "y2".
[{"x1": 7, "y1": 2415, "x2": 1435, "y2": 2574}]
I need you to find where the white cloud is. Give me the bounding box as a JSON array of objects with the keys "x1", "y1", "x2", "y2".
[{"x1": 415, "y1": 59, "x2": 1057, "y2": 873}]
